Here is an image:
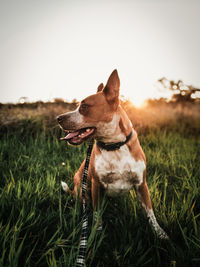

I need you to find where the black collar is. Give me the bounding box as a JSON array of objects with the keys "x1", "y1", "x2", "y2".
[{"x1": 97, "y1": 131, "x2": 133, "y2": 151}]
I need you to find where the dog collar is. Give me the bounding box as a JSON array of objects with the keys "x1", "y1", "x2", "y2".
[{"x1": 97, "y1": 131, "x2": 133, "y2": 151}]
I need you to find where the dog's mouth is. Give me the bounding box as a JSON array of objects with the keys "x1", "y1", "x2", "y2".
[{"x1": 60, "y1": 127, "x2": 95, "y2": 145}]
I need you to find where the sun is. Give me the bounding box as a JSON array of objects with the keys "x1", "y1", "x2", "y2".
[
  {"x1": 130, "y1": 96, "x2": 145, "y2": 107},
  {"x1": 122, "y1": 88, "x2": 149, "y2": 107}
]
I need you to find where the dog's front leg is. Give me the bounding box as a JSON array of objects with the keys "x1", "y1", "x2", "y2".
[
  {"x1": 136, "y1": 181, "x2": 169, "y2": 239},
  {"x1": 91, "y1": 178, "x2": 103, "y2": 231}
]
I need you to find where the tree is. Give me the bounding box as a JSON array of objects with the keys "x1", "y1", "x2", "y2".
[{"x1": 158, "y1": 77, "x2": 200, "y2": 102}]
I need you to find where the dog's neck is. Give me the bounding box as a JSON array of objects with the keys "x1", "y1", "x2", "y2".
[
  {"x1": 95, "y1": 106, "x2": 133, "y2": 144},
  {"x1": 96, "y1": 130, "x2": 133, "y2": 151}
]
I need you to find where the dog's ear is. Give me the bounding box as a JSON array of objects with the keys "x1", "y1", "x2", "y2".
[
  {"x1": 103, "y1": 69, "x2": 120, "y2": 106},
  {"x1": 97, "y1": 83, "x2": 104, "y2": 93}
]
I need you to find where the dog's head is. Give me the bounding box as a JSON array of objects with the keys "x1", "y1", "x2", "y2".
[{"x1": 57, "y1": 69, "x2": 122, "y2": 145}]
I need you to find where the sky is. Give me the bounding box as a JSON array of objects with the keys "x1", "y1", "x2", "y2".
[{"x1": 0, "y1": 0, "x2": 200, "y2": 106}]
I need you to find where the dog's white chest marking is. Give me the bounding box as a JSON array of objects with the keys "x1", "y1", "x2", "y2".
[{"x1": 95, "y1": 145, "x2": 145, "y2": 196}]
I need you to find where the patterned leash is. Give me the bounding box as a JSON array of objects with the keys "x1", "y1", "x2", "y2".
[{"x1": 76, "y1": 139, "x2": 94, "y2": 267}]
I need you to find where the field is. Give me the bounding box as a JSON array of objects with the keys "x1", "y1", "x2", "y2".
[{"x1": 0, "y1": 101, "x2": 200, "y2": 266}]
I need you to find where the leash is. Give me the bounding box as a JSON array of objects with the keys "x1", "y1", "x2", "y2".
[
  {"x1": 76, "y1": 139, "x2": 94, "y2": 267},
  {"x1": 76, "y1": 131, "x2": 132, "y2": 266}
]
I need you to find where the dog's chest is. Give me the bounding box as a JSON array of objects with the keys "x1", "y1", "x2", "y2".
[{"x1": 95, "y1": 145, "x2": 145, "y2": 196}]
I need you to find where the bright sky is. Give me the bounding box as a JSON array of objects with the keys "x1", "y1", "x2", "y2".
[{"x1": 0, "y1": 0, "x2": 200, "y2": 105}]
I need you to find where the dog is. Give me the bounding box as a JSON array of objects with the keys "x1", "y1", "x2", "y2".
[{"x1": 57, "y1": 69, "x2": 168, "y2": 239}]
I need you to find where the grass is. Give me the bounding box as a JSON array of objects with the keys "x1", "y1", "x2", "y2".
[{"x1": 0, "y1": 104, "x2": 200, "y2": 266}]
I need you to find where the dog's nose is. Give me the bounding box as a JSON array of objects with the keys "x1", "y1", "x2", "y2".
[{"x1": 57, "y1": 115, "x2": 63, "y2": 123}]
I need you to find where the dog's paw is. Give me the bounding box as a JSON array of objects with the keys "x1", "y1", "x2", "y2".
[
  {"x1": 153, "y1": 224, "x2": 169, "y2": 240},
  {"x1": 61, "y1": 181, "x2": 69, "y2": 193},
  {"x1": 158, "y1": 229, "x2": 169, "y2": 240},
  {"x1": 147, "y1": 210, "x2": 169, "y2": 240}
]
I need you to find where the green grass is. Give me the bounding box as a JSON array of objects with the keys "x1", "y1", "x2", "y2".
[{"x1": 0, "y1": 119, "x2": 200, "y2": 267}]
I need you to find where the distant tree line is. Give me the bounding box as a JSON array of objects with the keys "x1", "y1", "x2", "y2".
[{"x1": 158, "y1": 77, "x2": 200, "y2": 103}]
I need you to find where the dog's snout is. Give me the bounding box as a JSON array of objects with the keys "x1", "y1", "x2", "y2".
[{"x1": 57, "y1": 115, "x2": 63, "y2": 123}]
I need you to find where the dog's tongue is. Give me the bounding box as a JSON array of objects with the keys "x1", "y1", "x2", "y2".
[
  {"x1": 60, "y1": 128, "x2": 95, "y2": 143},
  {"x1": 60, "y1": 131, "x2": 79, "y2": 141}
]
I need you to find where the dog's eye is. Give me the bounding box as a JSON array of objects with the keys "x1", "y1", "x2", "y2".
[
  {"x1": 79, "y1": 103, "x2": 89, "y2": 113},
  {"x1": 81, "y1": 104, "x2": 88, "y2": 109}
]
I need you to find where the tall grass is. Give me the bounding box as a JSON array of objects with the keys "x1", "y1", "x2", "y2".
[{"x1": 0, "y1": 104, "x2": 200, "y2": 266}]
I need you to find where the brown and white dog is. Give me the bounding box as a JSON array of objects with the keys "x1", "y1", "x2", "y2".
[{"x1": 57, "y1": 70, "x2": 168, "y2": 239}]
